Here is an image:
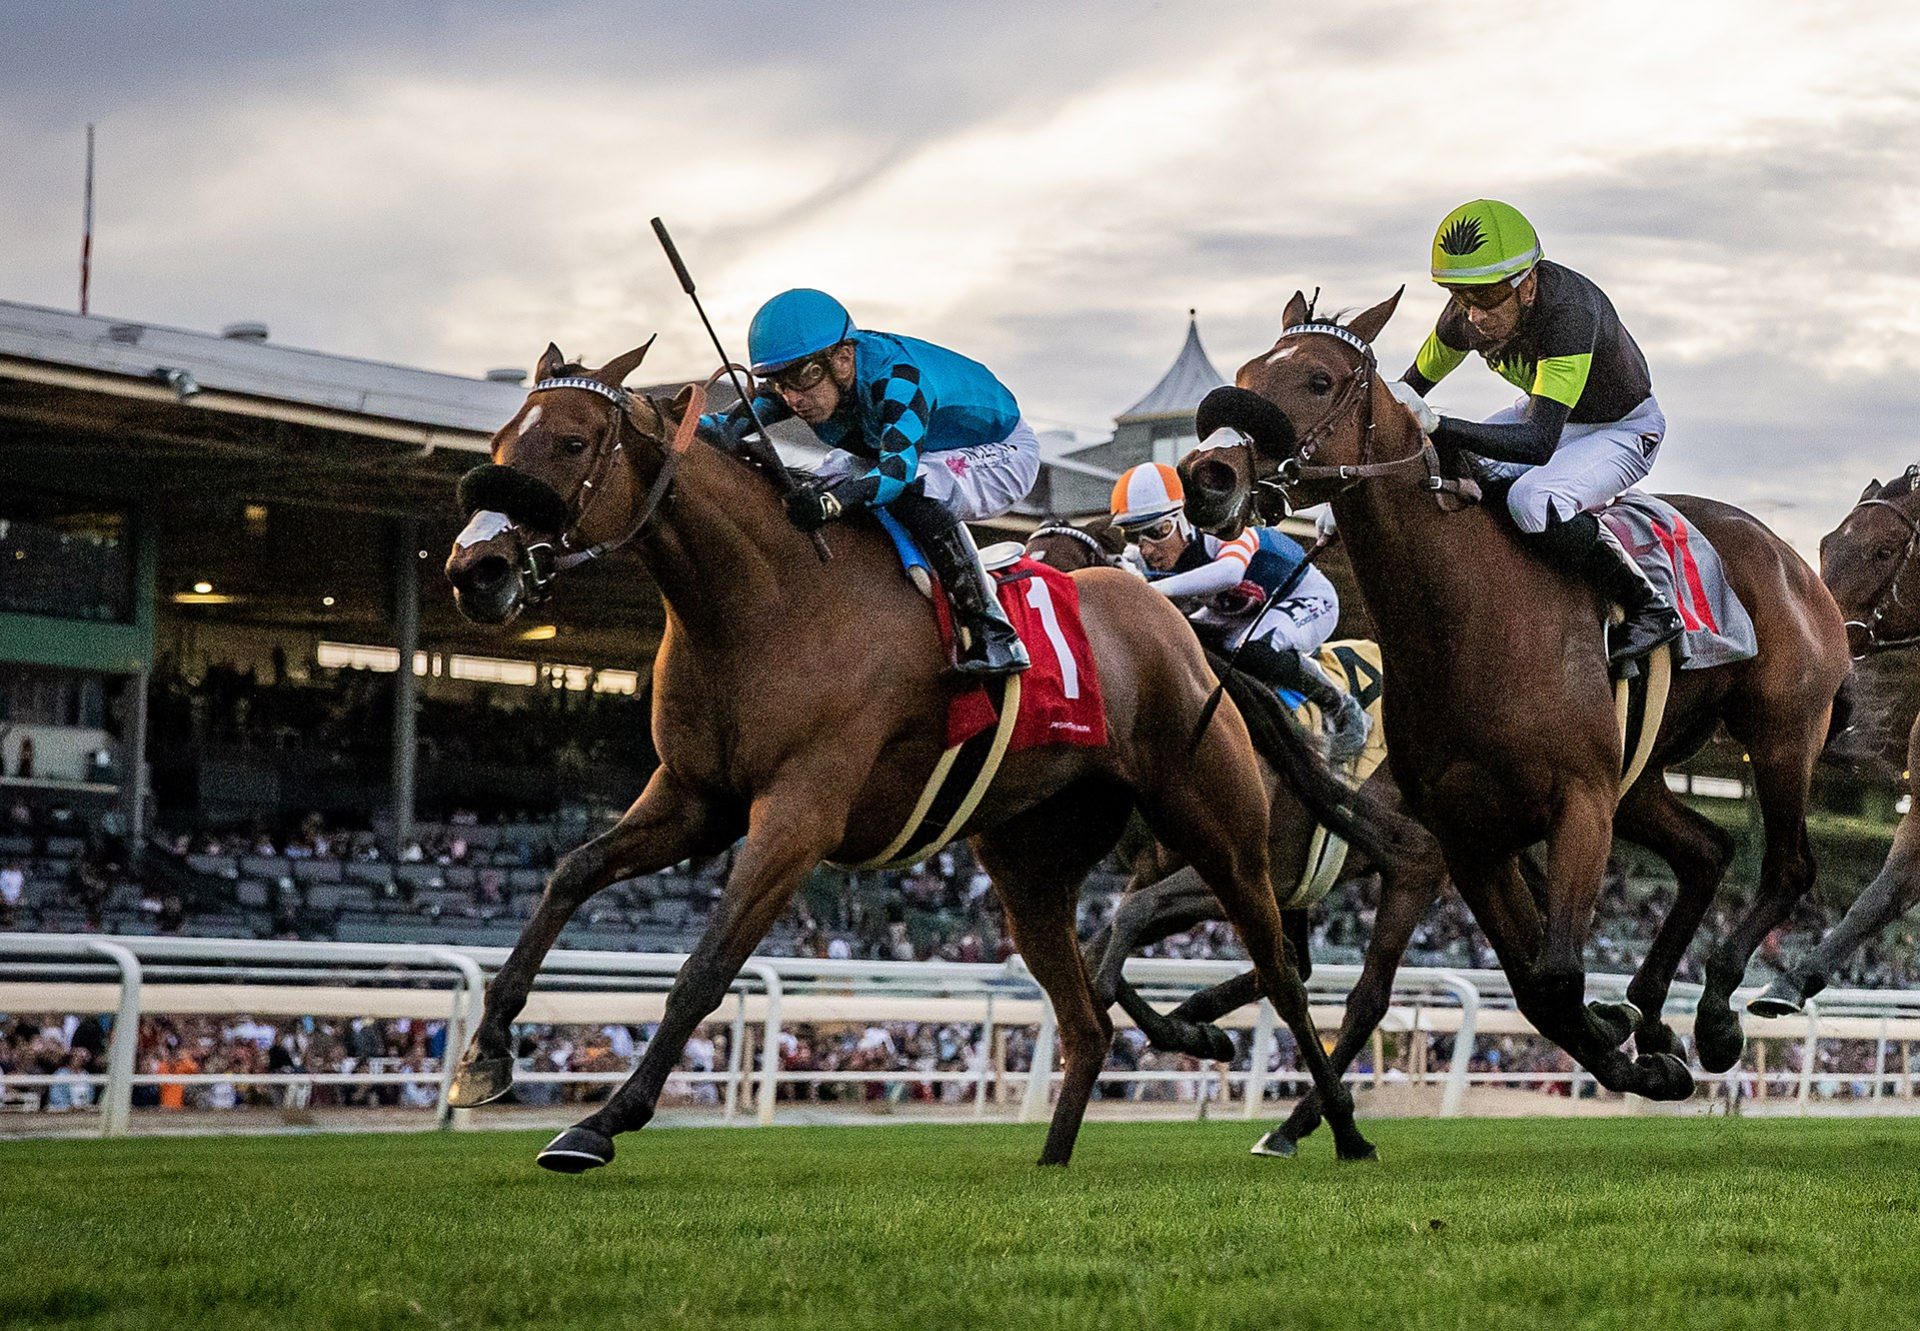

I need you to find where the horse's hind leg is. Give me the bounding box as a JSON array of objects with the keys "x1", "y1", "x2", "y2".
[
  {"x1": 539, "y1": 784, "x2": 842, "y2": 1171},
  {"x1": 1695, "y1": 728, "x2": 1822, "y2": 1072},
  {"x1": 1138, "y1": 766, "x2": 1374, "y2": 1161},
  {"x1": 1255, "y1": 844, "x2": 1449, "y2": 1157},
  {"x1": 1088, "y1": 868, "x2": 1238, "y2": 1061},
  {"x1": 1604, "y1": 777, "x2": 1735, "y2": 1057},
  {"x1": 976, "y1": 783, "x2": 1132, "y2": 1166},
  {"x1": 450, "y1": 768, "x2": 734, "y2": 1107}
]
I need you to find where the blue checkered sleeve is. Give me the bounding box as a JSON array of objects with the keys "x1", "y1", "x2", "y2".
[{"x1": 862, "y1": 364, "x2": 929, "y2": 505}]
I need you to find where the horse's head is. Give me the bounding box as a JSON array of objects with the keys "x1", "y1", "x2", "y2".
[
  {"x1": 447, "y1": 339, "x2": 695, "y2": 625},
  {"x1": 1821, "y1": 467, "x2": 1920, "y2": 656},
  {"x1": 1176, "y1": 288, "x2": 1404, "y2": 536},
  {"x1": 1023, "y1": 518, "x2": 1126, "y2": 572}
]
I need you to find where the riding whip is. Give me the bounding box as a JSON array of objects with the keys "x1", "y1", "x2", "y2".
[
  {"x1": 650, "y1": 217, "x2": 832, "y2": 563},
  {"x1": 1185, "y1": 531, "x2": 1334, "y2": 755}
]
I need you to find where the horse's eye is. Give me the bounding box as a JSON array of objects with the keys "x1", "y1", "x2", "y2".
[
  {"x1": 1308, "y1": 371, "x2": 1333, "y2": 395},
  {"x1": 560, "y1": 437, "x2": 589, "y2": 456},
  {"x1": 1877, "y1": 546, "x2": 1900, "y2": 562}
]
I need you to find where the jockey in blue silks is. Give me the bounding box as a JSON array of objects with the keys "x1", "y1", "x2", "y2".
[{"x1": 701, "y1": 289, "x2": 1039, "y2": 676}]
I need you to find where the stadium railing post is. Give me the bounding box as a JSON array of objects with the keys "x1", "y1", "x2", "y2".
[
  {"x1": 1021, "y1": 1004, "x2": 1057, "y2": 1123},
  {"x1": 1436, "y1": 973, "x2": 1479, "y2": 1118},
  {"x1": 1241, "y1": 999, "x2": 1276, "y2": 1119},
  {"x1": 973, "y1": 994, "x2": 995, "y2": 1119},
  {"x1": 745, "y1": 962, "x2": 783, "y2": 1127},
  {"x1": 428, "y1": 949, "x2": 487, "y2": 1130},
  {"x1": 724, "y1": 990, "x2": 747, "y2": 1122},
  {"x1": 1797, "y1": 1001, "x2": 1819, "y2": 1112},
  {"x1": 86, "y1": 939, "x2": 142, "y2": 1138}
]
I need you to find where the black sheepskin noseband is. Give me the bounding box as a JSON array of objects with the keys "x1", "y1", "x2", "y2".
[
  {"x1": 1195, "y1": 386, "x2": 1298, "y2": 460},
  {"x1": 457, "y1": 464, "x2": 570, "y2": 534}
]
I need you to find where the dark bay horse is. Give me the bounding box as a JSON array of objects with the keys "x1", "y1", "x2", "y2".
[
  {"x1": 441, "y1": 340, "x2": 1384, "y2": 1167},
  {"x1": 1178, "y1": 289, "x2": 1851, "y2": 1098},
  {"x1": 1754, "y1": 469, "x2": 1920, "y2": 1014},
  {"x1": 1024, "y1": 520, "x2": 1453, "y2": 1153}
]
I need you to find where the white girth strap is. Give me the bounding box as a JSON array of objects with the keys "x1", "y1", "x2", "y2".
[
  {"x1": 839, "y1": 675, "x2": 1025, "y2": 872},
  {"x1": 1615, "y1": 641, "x2": 1674, "y2": 797}
]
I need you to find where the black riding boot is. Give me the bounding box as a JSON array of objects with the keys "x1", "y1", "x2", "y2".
[
  {"x1": 892, "y1": 491, "x2": 1030, "y2": 677},
  {"x1": 1235, "y1": 637, "x2": 1371, "y2": 763},
  {"x1": 1526, "y1": 510, "x2": 1684, "y2": 670}
]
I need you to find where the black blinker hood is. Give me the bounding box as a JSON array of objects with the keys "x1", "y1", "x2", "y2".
[
  {"x1": 1196, "y1": 386, "x2": 1298, "y2": 459},
  {"x1": 458, "y1": 464, "x2": 569, "y2": 534}
]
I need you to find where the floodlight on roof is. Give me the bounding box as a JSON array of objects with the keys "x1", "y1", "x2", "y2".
[{"x1": 151, "y1": 366, "x2": 201, "y2": 400}]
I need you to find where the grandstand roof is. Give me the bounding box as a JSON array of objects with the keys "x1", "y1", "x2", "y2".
[{"x1": 1117, "y1": 313, "x2": 1226, "y2": 423}]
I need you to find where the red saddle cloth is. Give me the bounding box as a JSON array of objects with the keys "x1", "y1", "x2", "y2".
[{"x1": 937, "y1": 558, "x2": 1107, "y2": 752}]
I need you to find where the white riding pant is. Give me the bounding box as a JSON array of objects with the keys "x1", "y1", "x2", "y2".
[
  {"x1": 1233, "y1": 590, "x2": 1341, "y2": 654},
  {"x1": 1467, "y1": 394, "x2": 1666, "y2": 533},
  {"x1": 816, "y1": 418, "x2": 1043, "y2": 523}
]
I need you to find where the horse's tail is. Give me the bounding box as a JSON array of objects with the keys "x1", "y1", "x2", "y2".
[
  {"x1": 1204, "y1": 650, "x2": 1423, "y2": 867},
  {"x1": 1823, "y1": 670, "x2": 1856, "y2": 753}
]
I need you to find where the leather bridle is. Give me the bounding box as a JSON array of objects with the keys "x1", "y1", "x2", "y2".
[
  {"x1": 480, "y1": 373, "x2": 706, "y2": 604},
  {"x1": 1840, "y1": 493, "x2": 1920, "y2": 657},
  {"x1": 1231, "y1": 322, "x2": 1478, "y2": 522}
]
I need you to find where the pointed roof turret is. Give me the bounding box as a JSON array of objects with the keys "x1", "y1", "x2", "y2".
[{"x1": 1118, "y1": 310, "x2": 1226, "y2": 423}]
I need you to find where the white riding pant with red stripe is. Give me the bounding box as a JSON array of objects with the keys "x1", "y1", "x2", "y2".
[{"x1": 814, "y1": 418, "x2": 1043, "y2": 523}]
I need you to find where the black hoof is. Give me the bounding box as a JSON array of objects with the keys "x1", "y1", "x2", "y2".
[
  {"x1": 1694, "y1": 1007, "x2": 1746, "y2": 1074},
  {"x1": 1634, "y1": 1021, "x2": 1682, "y2": 1060},
  {"x1": 1587, "y1": 999, "x2": 1641, "y2": 1048},
  {"x1": 537, "y1": 1126, "x2": 615, "y2": 1173},
  {"x1": 1249, "y1": 1130, "x2": 1298, "y2": 1158},
  {"x1": 447, "y1": 1054, "x2": 514, "y2": 1108},
  {"x1": 1335, "y1": 1136, "x2": 1379, "y2": 1163},
  {"x1": 1635, "y1": 1052, "x2": 1695, "y2": 1101},
  {"x1": 1201, "y1": 1023, "x2": 1237, "y2": 1064},
  {"x1": 1747, "y1": 975, "x2": 1808, "y2": 1019}
]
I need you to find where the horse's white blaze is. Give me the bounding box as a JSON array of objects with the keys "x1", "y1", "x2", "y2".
[
  {"x1": 516, "y1": 405, "x2": 543, "y2": 437},
  {"x1": 455, "y1": 509, "x2": 512, "y2": 550},
  {"x1": 1024, "y1": 578, "x2": 1080, "y2": 699},
  {"x1": 1264, "y1": 346, "x2": 1300, "y2": 365}
]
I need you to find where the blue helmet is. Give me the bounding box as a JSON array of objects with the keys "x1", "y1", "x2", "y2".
[{"x1": 748, "y1": 289, "x2": 854, "y2": 375}]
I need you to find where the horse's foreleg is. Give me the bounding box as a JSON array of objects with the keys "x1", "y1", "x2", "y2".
[
  {"x1": 450, "y1": 768, "x2": 734, "y2": 1107},
  {"x1": 1089, "y1": 868, "x2": 1238, "y2": 1061},
  {"x1": 536, "y1": 787, "x2": 844, "y2": 1172},
  {"x1": 1607, "y1": 779, "x2": 1735, "y2": 1056},
  {"x1": 1696, "y1": 736, "x2": 1820, "y2": 1072},
  {"x1": 1257, "y1": 850, "x2": 1447, "y2": 1158},
  {"x1": 1754, "y1": 805, "x2": 1920, "y2": 1016}
]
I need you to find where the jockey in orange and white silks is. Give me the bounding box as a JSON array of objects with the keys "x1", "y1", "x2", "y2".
[{"x1": 1110, "y1": 461, "x2": 1369, "y2": 761}]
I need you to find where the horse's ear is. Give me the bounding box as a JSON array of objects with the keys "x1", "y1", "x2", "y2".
[
  {"x1": 536, "y1": 343, "x2": 566, "y2": 382},
  {"x1": 1281, "y1": 290, "x2": 1310, "y2": 333},
  {"x1": 1863, "y1": 478, "x2": 1885, "y2": 501},
  {"x1": 1346, "y1": 286, "x2": 1405, "y2": 345},
  {"x1": 595, "y1": 335, "x2": 658, "y2": 389}
]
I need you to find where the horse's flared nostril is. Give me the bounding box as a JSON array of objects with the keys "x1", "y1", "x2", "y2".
[{"x1": 469, "y1": 555, "x2": 512, "y2": 593}]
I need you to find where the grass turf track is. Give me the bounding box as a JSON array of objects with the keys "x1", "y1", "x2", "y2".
[{"x1": 4, "y1": 1117, "x2": 1919, "y2": 1330}]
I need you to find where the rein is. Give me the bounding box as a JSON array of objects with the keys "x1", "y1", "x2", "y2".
[{"x1": 1843, "y1": 494, "x2": 1920, "y2": 656}]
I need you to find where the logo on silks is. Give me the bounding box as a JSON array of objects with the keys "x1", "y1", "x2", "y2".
[
  {"x1": 945, "y1": 454, "x2": 971, "y2": 477},
  {"x1": 1439, "y1": 216, "x2": 1488, "y2": 256}
]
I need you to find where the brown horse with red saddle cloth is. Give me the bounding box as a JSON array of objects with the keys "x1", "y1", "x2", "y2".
[
  {"x1": 441, "y1": 338, "x2": 1403, "y2": 1168},
  {"x1": 1178, "y1": 288, "x2": 1851, "y2": 1098}
]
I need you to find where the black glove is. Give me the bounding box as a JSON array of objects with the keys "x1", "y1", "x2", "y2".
[{"x1": 784, "y1": 488, "x2": 843, "y2": 532}]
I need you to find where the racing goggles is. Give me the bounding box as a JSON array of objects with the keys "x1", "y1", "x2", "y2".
[
  {"x1": 1446, "y1": 270, "x2": 1530, "y2": 311},
  {"x1": 765, "y1": 354, "x2": 834, "y2": 395},
  {"x1": 1123, "y1": 516, "x2": 1181, "y2": 543}
]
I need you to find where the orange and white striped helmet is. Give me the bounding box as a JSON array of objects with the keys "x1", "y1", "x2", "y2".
[{"x1": 1109, "y1": 462, "x2": 1188, "y2": 531}]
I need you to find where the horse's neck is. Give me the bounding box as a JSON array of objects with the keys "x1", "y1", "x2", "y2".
[
  {"x1": 631, "y1": 443, "x2": 793, "y2": 643},
  {"x1": 1331, "y1": 427, "x2": 1561, "y2": 672}
]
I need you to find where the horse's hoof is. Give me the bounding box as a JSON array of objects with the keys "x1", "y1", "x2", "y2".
[
  {"x1": 1694, "y1": 1008, "x2": 1746, "y2": 1074},
  {"x1": 1747, "y1": 976, "x2": 1807, "y2": 1019},
  {"x1": 1201, "y1": 1023, "x2": 1237, "y2": 1064},
  {"x1": 536, "y1": 1126, "x2": 615, "y2": 1173},
  {"x1": 1634, "y1": 1021, "x2": 1682, "y2": 1060},
  {"x1": 1635, "y1": 1052, "x2": 1695, "y2": 1101},
  {"x1": 1335, "y1": 1137, "x2": 1379, "y2": 1163},
  {"x1": 447, "y1": 1055, "x2": 514, "y2": 1108},
  {"x1": 1587, "y1": 999, "x2": 1642, "y2": 1048},
  {"x1": 1249, "y1": 1130, "x2": 1298, "y2": 1159}
]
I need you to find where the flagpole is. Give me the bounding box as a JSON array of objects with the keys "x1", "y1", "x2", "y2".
[{"x1": 80, "y1": 124, "x2": 95, "y2": 315}]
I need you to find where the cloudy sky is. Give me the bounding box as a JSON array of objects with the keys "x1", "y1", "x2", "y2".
[{"x1": 7, "y1": 0, "x2": 1920, "y2": 554}]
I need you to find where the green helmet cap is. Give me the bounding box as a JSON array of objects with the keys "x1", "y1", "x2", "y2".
[{"x1": 1430, "y1": 199, "x2": 1541, "y2": 285}]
